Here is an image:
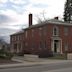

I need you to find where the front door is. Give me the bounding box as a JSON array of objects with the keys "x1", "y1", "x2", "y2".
[
  {"x1": 53, "y1": 40, "x2": 61, "y2": 53},
  {"x1": 54, "y1": 40, "x2": 59, "y2": 53}
]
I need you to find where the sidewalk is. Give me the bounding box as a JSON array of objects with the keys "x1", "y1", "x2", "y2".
[{"x1": 0, "y1": 59, "x2": 72, "y2": 69}]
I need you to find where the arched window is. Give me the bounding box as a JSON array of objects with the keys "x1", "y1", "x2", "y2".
[{"x1": 53, "y1": 26, "x2": 59, "y2": 36}]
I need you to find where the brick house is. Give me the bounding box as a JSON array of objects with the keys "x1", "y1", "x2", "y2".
[{"x1": 10, "y1": 14, "x2": 72, "y2": 55}]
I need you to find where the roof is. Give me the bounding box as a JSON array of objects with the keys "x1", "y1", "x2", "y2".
[
  {"x1": 25, "y1": 19, "x2": 72, "y2": 30},
  {"x1": 10, "y1": 30, "x2": 24, "y2": 36},
  {"x1": 46, "y1": 19, "x2": 71, "y2": 25},
  {"x1": 11, "y1": 19, "x2": 72, "y2": 35}
]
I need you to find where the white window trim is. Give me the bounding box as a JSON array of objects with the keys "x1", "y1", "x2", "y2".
[
  {"x1": 32, "y1": 29, "x2": 34, "y2": 37},
  {"x1": 25, "y1": 31, "x2": 28, "y2": 38},
  {"x1": 53, "y1": 26, "x2": 59, "y2": 36},
  {"x1": 64, "y1": 27, "x2": 68, "y2": 36}
]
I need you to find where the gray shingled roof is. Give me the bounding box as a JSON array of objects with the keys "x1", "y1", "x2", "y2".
[
  {"x1": 25, "y1": 19, "x2": 72, "y2": 30},
  {"x1": 11, "y1": 19, "x2": 72, "y2": 35},
  {"x1": 10, "y1": 30, "x2": 24, "y2": 36},
  {"x1": 41, "y1": 19, "x2": 72, "y2": 25}
]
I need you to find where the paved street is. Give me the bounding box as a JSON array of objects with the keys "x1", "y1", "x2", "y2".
[
  {"x1": 44, "y1": 67, "x2": 72, "y2": 72},
  {"x1": 0, "y1": 61, "x2": 72, "y2": 72}
]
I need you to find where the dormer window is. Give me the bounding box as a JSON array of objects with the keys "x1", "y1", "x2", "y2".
[{"x1": 53, "y1": 26, "x2": 59, "y2": 36}]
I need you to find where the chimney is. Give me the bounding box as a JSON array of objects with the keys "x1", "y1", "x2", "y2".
[
  {"x1": 54, "y1": 17, "x2": 58, "y2": 20},
  {"x1": 29, "y1": 13, "x2": 32, "y2": 27}
]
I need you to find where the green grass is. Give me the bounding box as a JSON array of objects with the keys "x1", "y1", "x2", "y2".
[{"x1": 48, "y1": 54, "x2": 67, "y2": 60}]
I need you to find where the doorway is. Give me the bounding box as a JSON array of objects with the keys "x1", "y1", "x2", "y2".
[
  {"x1": 52, "y1": 40, "x2": 61, "y2": 53},
  {"x1": 54, "y1": 40, "x2": 59, "y2": 53}
]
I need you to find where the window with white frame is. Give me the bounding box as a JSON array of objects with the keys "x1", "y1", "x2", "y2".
[
  {"x1": 43, "y1": 26, "x2": 47, "y2": 36},
  {"x1": 11, "y1": 36, "x2": 14, "y2": 41},
  {"x1": 39, "y1": 27, "x2": 42, "y2": 36},
  {"x1": 64, "y1": 43, "x2": 68, "y2": 51},
  {"x1": 32, "y1": 43, "x2": 35, "y2": 49},
  {"x1": 32, "y1": 29, "x2": 34, "y2": 37},
  {"x1": 25, "y1": 31, "x2": 28, "y2": 38},
  {"x1": 15, "y1": 36, "x2": 17, "y2": 41},
  {"x1": 53, "y1": 26, "x2": 59, "y2": 36},
  {"x1": 14, "y1": 43, "x2": 17, "y2": 52},
  {"x1": 18, "y1": 43, "x2": 21, "y2": 51},
  {"x1": 64, "y1": 27, "x2": 69, "y2": 36},
  {"x1": 17, "y1": 35, "x2": 20, "y2": 41},
  {"x1": 39, "y1": 41, "x2": 46, "y2": 49}
]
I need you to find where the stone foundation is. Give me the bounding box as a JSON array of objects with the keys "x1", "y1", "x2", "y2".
[
  {"x1": 24, "y1": 54, "x2": 39, "y2": 62},
  {"x1": 67, "y1": 53, "x2": 72, "y2": 60}
]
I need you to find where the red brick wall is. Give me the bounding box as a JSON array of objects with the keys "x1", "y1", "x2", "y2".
[{"x1": 10, "y1": 23, "x2": 72, "y2": 54}]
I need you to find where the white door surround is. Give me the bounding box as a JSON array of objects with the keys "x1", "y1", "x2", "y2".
[{"x1": 51, "y1": 37, "x2": 62, "y2": 54}]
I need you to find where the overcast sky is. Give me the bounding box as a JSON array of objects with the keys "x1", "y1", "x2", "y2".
[{"x1": 0, "y1": 0, "x2": 66, "y2": 36}]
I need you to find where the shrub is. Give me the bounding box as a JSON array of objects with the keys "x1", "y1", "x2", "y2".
[
  {"x1": 17, "y1": 52, "x2": 24, "y2": 56},
  {"x1": 24, "y1": 50, "x2": 31, "y2": 54},
  {"x1": 38, "y1": 50, "x2": 53, "y2": 58},
  {"x1": 5, "y1": 52, "x2": 14, "y2": 59},
  {"x1": 0, "y1": 49, "x2": 14, "y2": 60}
]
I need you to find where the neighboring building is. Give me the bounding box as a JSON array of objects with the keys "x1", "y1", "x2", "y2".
[
  {"x1": 10, "y1": 14, "x2": 72, "y2": 55},
  {"x1": 10, "y1": 31, "x2": 24, "y2": 53}
]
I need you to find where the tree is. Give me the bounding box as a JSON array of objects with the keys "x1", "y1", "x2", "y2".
[
  {"x1": 35, "y1": 10, "x2": 48, "y2": 24},
  {"x1": 64, "y1": 0, "x2": 72, "y2": 23}
]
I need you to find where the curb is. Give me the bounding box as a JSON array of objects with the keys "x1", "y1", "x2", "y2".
[
  {"x1": 0, "y1": 60, "x2": 72, "y2": 69},
  {"x1": 0, "y1": 63, "x2": 46, "y2": 69}
]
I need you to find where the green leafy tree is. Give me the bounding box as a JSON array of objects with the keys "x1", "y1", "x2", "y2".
[{"x1": 64, "y1": 0, "x2": 72, "y2": 22}]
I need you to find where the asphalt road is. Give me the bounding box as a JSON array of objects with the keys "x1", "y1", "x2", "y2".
[{"x1": 0, "y1": 61, "x2": 72, "y2": 72}]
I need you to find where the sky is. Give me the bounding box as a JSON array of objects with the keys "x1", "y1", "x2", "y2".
[{"x1": 0, "y1": 0, "x2": 66, "y2": 37}]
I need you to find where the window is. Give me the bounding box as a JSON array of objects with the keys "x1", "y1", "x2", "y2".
[
  {"x1": 39, "y1": 41, "x2": 43, "y2": 49},
  {"x1": 39, "y1": 27, "x2": 42, "y2": 30},
  {"x1": 18, "y1": 36, "x2": 19, "y2": 40},
  {"x1": 14, "y1": 36, "x2": 16, "y2": 41},
  {"x1": 11, "y1": 37, "x2": 14, "y2": 41},
  {"x1": 14, "y1": 44, "x2": 17, "y2": 52},
  {"x1": 32, "y1": 43, "x2": 35, "y2": 49},
  {"x1": 53, "y1": 26, "x2": 59, "y2": 36},
  {"x1": 64, "y1": 27, "x2": 68, "y2": 36},
  {"x1": 64, "y1": 43, "x2": 68, "y2": 51},
  {"x1": 39, "y1": 41, "x2": 46, "y2": 49},
  {"x1": 11, "y1": 36, "x2": 16, "y2": 41},
  {"x1": 44, "y1": 41, "x2": 46, "y2": 49},
  {"x1": 25, "y1": 31, "x2": 28, "y2": 38},
  {"x1": 43, "y1": 26, "x2": 47, "y2": 36},
  {"x1": 39, "y1": 27, "x2": 42, "y2": 36},
  {"x1": 32, "y1": 29, "x2": 34, "y2": 37},
  {"x1": 18, "y1": 43, "x2": 21, "y2": 51}
]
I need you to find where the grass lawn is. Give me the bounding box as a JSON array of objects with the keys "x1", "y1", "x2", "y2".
[
  {"x1": 48, "y1": 54, "x2": 67, "y2": 60},
  {"x1": 0, "y1": 58, "x2": 20, "y2": 65}
]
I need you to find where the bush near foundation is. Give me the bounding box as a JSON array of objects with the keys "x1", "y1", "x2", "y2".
[
  {"x1": 17, "y1": 52, "x2": 24, "y2": 56},
  {"x1": 24, "y1": 50, "x2": 31, "y2": 54},
  {"x1": 38, "y1": 50, "x2": 53, "y2": 58}
]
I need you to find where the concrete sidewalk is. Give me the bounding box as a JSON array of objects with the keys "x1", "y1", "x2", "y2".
[
  {"x1": 0, "y1": 56, "x2": 72, "y2": 69},
  {"x1": 0, "y1": 59, "x2": 72, "y2": 69}
]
